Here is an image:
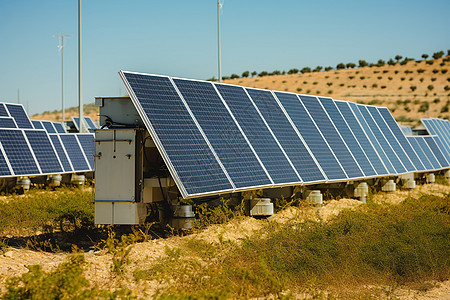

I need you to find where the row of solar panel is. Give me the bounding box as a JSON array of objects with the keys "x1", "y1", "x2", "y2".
[
  {"x1": 421, "y1": 118, "x2": 450, "y2": 164},
  {"x1": 119, "y1": 71, "x2": 450, "y2": 199},
  {"x1": 0, "y1": 102, "x2": 94, "y2": 178}
]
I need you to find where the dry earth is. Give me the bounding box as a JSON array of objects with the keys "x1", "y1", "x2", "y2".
[{"x1": 1, "y1": 183, "x2": 450, "y2": 298}]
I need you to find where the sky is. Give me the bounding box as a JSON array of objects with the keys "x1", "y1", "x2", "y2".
[{"x1": 0, "y1": 0, "x2": 449, "y2": 115}]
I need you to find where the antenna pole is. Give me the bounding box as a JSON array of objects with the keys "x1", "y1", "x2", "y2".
[
  {"x1": 78, "y1": 0, "x2": 85, "y2": 133},
  {"x1": 217, "y1": 0, "x2": 222, "y2": 83},
  {"x1": 53, "y1": 34, "x2": 71, "y2": 125}
]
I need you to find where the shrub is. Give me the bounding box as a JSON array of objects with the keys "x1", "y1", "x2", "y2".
[
  {"x1": 381, "y1": 85, "x2": 386, "y2": 89},
  {"x1": 431, "y1": 77, "x2": 437, "y2": 82},
  {"x1": 296, "y1": 88, "x2": 302, "y2": 92},
  {"x1": 418, "y1": 102, "x2": 429, "y2": 112},
  {"x1": 426, "y1": 60, "x2": 434, "y2": 65},
  {"x1": 221, "y1": 76, "x2": 230, "y2": 80},
  {"x1": 346, "y1": 63, "x2": 356, "y2": 69},
  {"x1": 339, "y1": 83, "x2": 344, "y2": 87},
  {"x1": 300, "y1": 67, "x2": 311, "y2": 73},
  {"x1": 442, "y1": 69, "x2": 448, "y2": 74},
  {"x1": 433, "y1": 50, "x2": 445, "y2": 59},
  {"x1": 421, "y1": 54, "x2": 429, "y2": 60},
  {"x1": 432, "y1": 69, "x2": 439, "y2": 74},
  {"x1": 287, "y1": 68, "x2": 299, "y2": 74},
  {"x1": 251, "y1": 71, "x2": 257, "y2": 77},
  {"x1": 401, "y1": 77, "x2": 406, "y2": 81},
  {"x1": 441, "y1": 102, "x2": 449, "y2": 113},
  {"x1": 313, "y1": 82, "x2": 318, "y2": 85},
  {"x1": 306, "y1": 89, "x2": 311, "y2": 93},
  {"x1": 417, "y1": 69, "x2": 425, "y2": 73},
  {"x1": 383, "y1": 70, "x2": 389, "y2": 73},
  {"x1": 349, "y1": 76, "x2": 355, "y2": 79},
  {"x1": 327, "y1": 90, "x2": 333, "y2": 94},
  {"x1": 336, "y1": 63, "x2": 346, "y2": 69},
  {"x1": 363, "y1": 85, "x2": 367, "y2": 88},
  {"x1": 405, "y1": 70, "x2": 413, "y2": 74},
  {"x1": 313, "y1": 66, "x2": 323, "y2": 72},
  {"x1": 395, "y1": 55, "x2": 402, "y2": 62},
  {"x1": 360, "y1": 76, "x2": 365, "y2": 80},
  {"x1": 327, "y1": 82, "x2": 333, "y2": 86},
  {"x1": 398, "y1": 86, "x2": 403, "y2": 90},
  {"x1": 387, "y1": 58, "x2": 395, "y2": 65},
  {"x1": 303, "y1": 81, "x2": 308, "y2": 84},
  {"x1": 358, "y1": 60, "x2": 368, "y2": 67},
  {"x1": 377, "y1": 76, "x2": 382, "y2": 80},
  {"x1": 372, "y1": 83, "x2": 378, "y2": 88},
  {"x1": 420, "y1": 78, "x2": 424, "y2": 82},
  {"x1": 270, "y1": 70, "x2": 281, "y2": 76},
  {"x1": 410, "y1": 86, "x2": 417, "y2": 92},
  {"x1": 427, "y1": 85, "x2": 434, "y2": 91},
  {"x1": 241, "y1": 71, "x2": 249, "y2": 78},
  {"x1": 444, "y1": 85, "x2": 450, "y2": 91},
  {"x1": 230, "y1": 73, "x2": 239, "y2": 79},
  {"x1": 433, "y1": 98, "x2": 440, "y2": 103},
  {"x1": 373, "y1": 70, "x2": 380, "y2": 73},
  {"x1": 258, "y1": 71, "x2": 268, "y2": 77},
  {"x1": 388, "y1": 77, "x2": 393, "y2": 80},
  {"x1": 281, "y1": 80, "x2": 287, "y2": 83},
  {"x1": 409, "y1": 77, "x2": 413, "y2": 81},
  {"x1": 324, "y1": 66, "x2": 333, "y2": 71}
]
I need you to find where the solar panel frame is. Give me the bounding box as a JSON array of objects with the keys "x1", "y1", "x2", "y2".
[
  {"x1": 59, "y1": 134, "x2": 91, "y2": 172},
  {"x1": 377, "y1": 107, "x2": 425, "y2": 171},
  {"x1": 24, "y1": 130, "x2": 64, "y2": 174},
  {"x1": 0, "y1": 128, "x2": 41, "y2": 176},
  {"x1": 246, "y1": 87, "x2": 327, "y2": 184},
  {"x1": 406, "y1": 136, "x2": 434, "y2": 171},
  {"x1": 318, "y1": 97, "x2": 377, "y2": 178},
  {"x1": 49, "y1": 134, "x2": 73, "y2": 173},
  {"x1": 424, "y1": 136, "x2": 450, "y2": 169},
  {"x1": 75, "y1": 133, "x2": 95, "y2": 170},
  {"x1": 273, "y1": 91, "x2": 348, "y2": 181},
  {"x1": 119, "y1": 71, "x2": 235, "y2": 198},
  {"x1": 172, "y1": 77, "x2": 274, "y2": 190},
  {"x1": 214, "y1": 82, "x2": 302, "y2": 186},
  {"x1": 5, "y1": 104, "x2": 33, "y2": 129}
]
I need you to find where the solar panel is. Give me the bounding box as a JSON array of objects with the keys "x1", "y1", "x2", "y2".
[
  {"x1": 84, "y1": 117, "x2": 96, "y2": 129},
  {"x1": 430, "y1": 135, "x2": 450, "y2": 166},
  {"x1": 366, "y1": 106, "x2": 415, "y2": 172},
  {"x1": 173, "y1": 78, "x2": 272, "y2": 188},
  {"x1": 0, "y1": 147, "x2": 12, "y2": 176},
  {"x1": 42, "y1": 121, "x2": 57, "y2": 134},
  {"x1": 414, "y1": 136, "x2": 441, "y2": 170},
  {"x1": 0, "y1": 117, "x2": 17, "y2": 128},
  {"x1": 335, "y1": 101, "x2": 389, "y2": 176},
  {"x1": 49, "y1": 135, "x2": 73, "y2": 172},
  {"x1": 0, "y1": 104, "x2": 8, "y2": 117},
  {"x1": 246, "y1": 88, "x2": 326, "y2": 183},
  {"x1": 377, "y1": 107, "x2": 425, "y2": 171},
  {"x1": 356, "y1": 104, "x2": 406, "y2": 174},
  {"x1": 274, "y1": 91, "x2": 347, "y2": 181},
  {"x1": 71, "y1": 116, "x2": 81, "y2": 130},
  {"x1": 406, "y1": 136, "x2": 434, "y2": 170},
  {"x1": 31, "y1": 120, "x2": 44, "y2": 129},
  {"x1": 399, "y1": 125, "x2": 413, "y2": 136},
  {"x1": 76, "y1": 134, "x2": 95, "y2": 169},
  {"x1": 24, "y1": 130, "x2": 63, "y2": 174},
  {"x1": 421, "y1": 118, "x2": 450, "y2": 161},
  {"x1": 53, "y1": 122, "x2": 67, "y2": 133},
  {"x1": 5, "y1": 104, "x2": 33, "y2": 129},
  {"x1": 424, "y1": 136, "x2": 450, "y2": 169},
  {"x1": 0, "y1": 129, "x2": 40, "y2": 175},
  {"x1": 431, "y1": 119, "x2": 450, "y2": 156},
  {"x1": 319, "y1": 97, "x2": 376, "y2": 177},
  {"x1": 215, "y1": 83, "x2": 301, "y2": 185},
  {"x1": 59, "y1": 134, "x2": 91, "y2": 172},
  {"x1": 299, "y1": 96, "x2": 364, "y2": 179},
  {"x1": 120, "y1": 72, "x2": 233, "y2": 197}
]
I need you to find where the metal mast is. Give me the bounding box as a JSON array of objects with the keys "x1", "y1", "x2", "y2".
[
  {"x1": 78, "y1": 0, "x2": 85, "y2": 132},
  {"x1": 217, "y1": 0, "x2": 222, "y2": 83},
  {"x1": 53, "y1": 34, "x2": 71, "y2": 125}
]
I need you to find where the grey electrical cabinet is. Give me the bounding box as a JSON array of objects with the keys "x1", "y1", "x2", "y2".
[{"x1": 94, "y1": 128, "x2": 147, "y2": 224}]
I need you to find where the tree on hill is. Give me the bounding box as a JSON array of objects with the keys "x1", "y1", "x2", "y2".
[
  {"x1": 251, "y1": 71, "x2": 257, "y2": 77},
  {"x1": 387, "y1": 58, "x2": 395, "y2": 66},
  {"x1": 300, "y1": 67, "x2": 311, "y2": 73},
  {"x1": 346, "y1": 63, "x2": 356, "y2": 69},
  {"x1": 258, "y1": 71, "x2": 269, "y2": 77},
  {"x1": 324, "y1": 66, "x2": 333, "y2": 71},
  {"x1": 358, "y1": 60, "x2": 368, "y2": 67},
  {"x1": 313, "y1": 66, "x2": 323, "y2": 72},
  {"x1": 241, "y1": 71, "x2": 249, "y2": 78},
  {"x1": 288, "y1": 68, "x2": 299, "y2": 74},
  {"x1": 395, "y1": 55, "x2": 403, "y2": 62},
  {"x1": 422, "y1": 54, "x2": 429, "y2": 60},
  {"x1": 230, "y1": 73, "x2": 239, "y2": 79},
  {"x1": 377, "y1": 59, "x2": 386, "y2": 67},
  {"x1": 271, "y1": 70, "x2": 281, "y2": 75},
  {"x1": 432, "y1": 51, "x2": 444, "y2": 59},
  {"x1": 336, "y1": 63, "x2": 346, "y2": 69}
]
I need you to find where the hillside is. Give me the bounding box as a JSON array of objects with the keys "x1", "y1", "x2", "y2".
[
  {"x1": 224, "y1": 57, "x2": 450, "y2": 126},
  {"x1": 30, "y1": 103, "x2": 99, "y2": 123}
]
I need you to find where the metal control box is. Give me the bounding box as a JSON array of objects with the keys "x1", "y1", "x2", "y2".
[{"x1": 94, "y1": 129, "x2": 146, "y2": 224}]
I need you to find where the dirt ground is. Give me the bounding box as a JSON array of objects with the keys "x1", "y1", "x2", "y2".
[{"x1": 1, "y1": 183, "x2": 450, "y2": 298}]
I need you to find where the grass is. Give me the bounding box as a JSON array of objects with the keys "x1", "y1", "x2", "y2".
[
  {"x1": 134, "y1": 192, "x2": 450, "y2": 298},
  {"x1": 0, "y1": 187, "x2": 94, "y2": 236}
]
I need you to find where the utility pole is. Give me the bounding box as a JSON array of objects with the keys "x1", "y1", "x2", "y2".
[
  {"x1": 78, "y1": 0, "x2": 85, "y2": 133},
  {"x1": 17, "y1": 88, "x2": 20, "y2": 104},
  {"x1": 53, "y1": 34, "x2": 71, "y2": 125},
  {"x1": 217, "y1": 0, "x2": 222, "y2": 83}
]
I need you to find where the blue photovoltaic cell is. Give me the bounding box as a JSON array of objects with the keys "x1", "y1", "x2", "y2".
[
  {"x1": 415, "y1": 136, "x2": 441, "y2": 170},
  {"x1": 407, "y1": 137, "x2": 433, "y2": 170},
  {"x1": 432, "y1": 119, "x2": 450, "y2": 155},
  {"x1": 246, "y1": 88, "x2": 325, "y2": 182},
  {"x1": 430, "y1": 136, "x2": 450, "y2": 166},
  {"x1": 122, "y1": 72, "x2": 233, "y2": 196},
  {"x1": 25, "y1": 130, "x2": 63, "y2": 174},
  {"x1": 399, "y1": 125, "x2": 413, "y2": 136},
  {"x1": 49, "y1": 135, "x2": 72, "y2": 172},
  {"x1": 53, "y1": 122, "x2": 66, "y2": 133},
  {"x1": 421, "y1": 119, "x2": 436, "y2": 135},
  {"x1": 72, "y1": 117, "x2": 80, "y2": 130},
  {"x1": 76, "y1": 134, "x2": 95, "y2": 169},
  {"x1": 300, "y1": 95, "x2": 363, "y2": 179},
  {"x1": 319, "y1": 97, "x2": 376, "y2": 177},
  {"x1": 84, "y1": 117, "x2": 96, "y2": 129},
  {"x1": 357, "y1": 105, "x2": 406, "y2": 174},
  {"x1": 0, "y1": 117, "x2": 17, "y2": 128},
  {"x1": 42, "y1": 121, "x2": 57, "y2": 133},
  {"x1": 0, "y1": 129, "x2": 40, "y2": 175},
  {"x1": 215, "y1": 84, "x2": 300, "y2": 184},
  {"x1": 422, "y1": 119, "x2": 450, "y2": 160},
  {"x1": 378, "y1": 107, "x2": 425, "y2": 171},
  {"x1": 366, "y1": 106, "x2": 415, "y2": 172},
  {"x1": 31, "y1": 120, "x2": 44, "y2": 129},
  {"x1": 0, "y1": 104, "x2": 8, "y2": 117},
  {"x1": 335, "y1": 101, "x2": 389, "y2": 175},
  {"x1": 274, "y1": 91, "x2": 347, "y2": 180},
  {"x1": 5, "y1": 104, "x2": 33, "y2": 129},
  {"x1": 0, "y1": 149, "x2": 11, "y2": 176},
  {"x1": 60, "y1": 134, "x2": 90, "y2": 171},
  {"x1": 424, "y1": 136, "x2": 449, "y2": 168},
  {"x1": 173, "y1": 78, "x2": 271, "y2": 188}
]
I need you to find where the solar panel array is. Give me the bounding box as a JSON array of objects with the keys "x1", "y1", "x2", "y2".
[
  {"x1": 72, "y1": 116, "x2": 98, "y2": 133},
  {"x1": 421, "y1": 118, "x2": 450, "y2": 164},
  {"x1": 0, "y1": 102, "x2": 94, "y2": 178},
  {"x1": 119, "y1": 71, "x2": 450, "y2": 199}
]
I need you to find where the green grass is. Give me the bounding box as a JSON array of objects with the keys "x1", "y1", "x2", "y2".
[
  {"x1": 135, "y1": 193, "x2": 450, "y2": 298},
  {"x1": 0, "y1": 187, "x2": 94, "y2": 235}
]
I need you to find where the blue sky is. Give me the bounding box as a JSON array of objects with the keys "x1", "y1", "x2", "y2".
[{"x1": 0, "y1": 0, "x2": 449, "y2": 115}]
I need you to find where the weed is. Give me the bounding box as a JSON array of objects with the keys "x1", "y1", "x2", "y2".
[
  {"x1": 192, "y1": 198, "x2": 244, "y2": 231},
  {"x1": 0, "y1": 238, "x2": 8, "y2": 254}
]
